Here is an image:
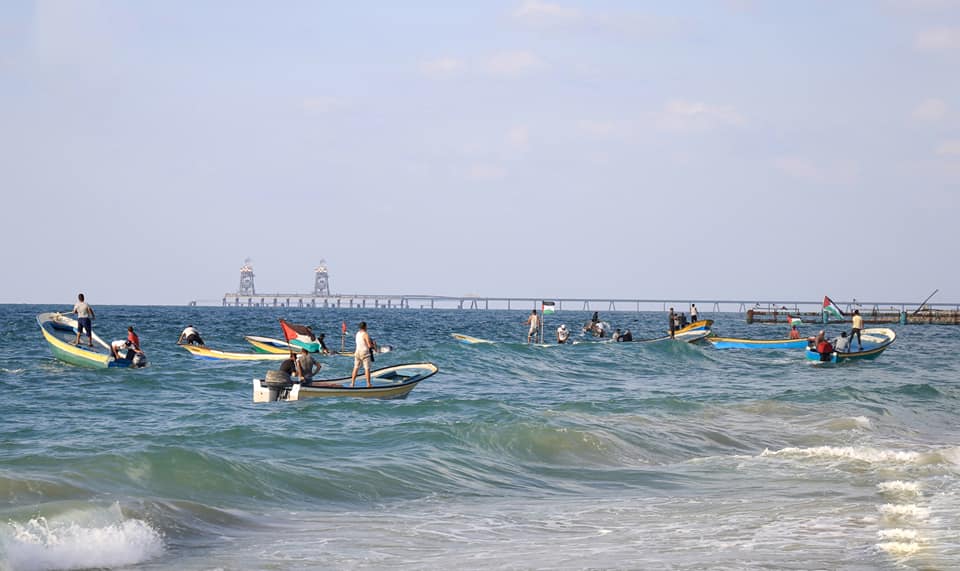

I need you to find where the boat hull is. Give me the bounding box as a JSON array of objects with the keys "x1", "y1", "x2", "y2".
[
  {"x1": 709, "y1": 337, "x2": 809, "y2": 350},
  {"x1": 244, "y1": 335, "x2": 293, "y2": 354},
  {"x1": 451, "y1": 333, "x2": 494, "y2": 344},
  {"x1": 181, "y1": 344, "x2": 291, "y2": 361},
  {"x1": 670, "y1": 320, "x2": 713, "y2": 342},
  {"x1": 253, "y1": 363, "x2": 439, "y2": 402}
]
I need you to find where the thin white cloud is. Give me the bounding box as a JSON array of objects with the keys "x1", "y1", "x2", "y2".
[
  {"x1": 302, "y1": 96, "x2": 343, "y2": 114},
  {"x1": 912, "y1": 98, "x2": 949, "y2": 121},
  {"x1": 915, "y1": 27, "x2": 960, "y2": 51},
  {"x1": 420, "y1": 57, "x2": 465, "y2": 77},
  {"x1": 513, "y1": 1, "x2": 581, "y2": 24},
  {"x1": 773, "y1": 156, "x2": 860, "y2": 184},
  {"x1": 655, "y1": 99, "x2": 744, "y2": 132},
  {"x1": 774, "y1": 156, "x2": 821, "y2": 181},
  {"x1": 506, "y1": 126, "x2": 530, "y2": 150},
  {"x1": 576, "y1": 119, "x2": 632, "y2": 139},
  {"x1": 484, "y1": 51, "x2": 543, "y2": 76},
  {"x1": 467, "y1": 164, "x2": 507, "y2": 181},
  {"x1": 937, "y1": 140, "x2": 960, "y2": 156}
]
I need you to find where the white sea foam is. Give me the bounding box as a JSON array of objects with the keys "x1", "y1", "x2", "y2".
[
  {"x1": 761, "y1": 446, "x2": 921, "y2": 464},
  {"x1": 877, "y1": 481, "x2": 921, "y2": 497},
  {"x1": 877, "y1": 528, "x2": 920, "y2": 542},
  {"x1": 878, "y1": 504, "x2": 930, "y2": 522},
  {"x1": 0, "y1": 508, "x2": 163, "y2": 571},
  {"x1": 877, "y1": 540, "x2": 920, "y2": 557}
]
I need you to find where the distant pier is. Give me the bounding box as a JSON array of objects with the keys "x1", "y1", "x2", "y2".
[{"x1": 203, "y1": 294, "x2": 960, "y2": 324}]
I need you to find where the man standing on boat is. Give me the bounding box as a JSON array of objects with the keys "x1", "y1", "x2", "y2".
[
  {"x1": 70, "y1": 293, "x2": 95, "y2": 347},
  {"x1": 525, "y1": 309, "x2": 539, "y2": 343},
  {"x1": 850, "y1": 310, "x2": 864, "y2": 351},
  {"x1": 668, "y1": 307, "x2": 676, "y2": 339},
  {"x1": 350, "y1": 321, "x2": 377, "y2": 387},
  {"x1": 690, "y1": 304, "x2": 699, "y2": 323}
]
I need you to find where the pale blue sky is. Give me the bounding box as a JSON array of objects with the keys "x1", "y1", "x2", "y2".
[{"x1": 1, "y1": 1, "x2": 958, "y2": 305}]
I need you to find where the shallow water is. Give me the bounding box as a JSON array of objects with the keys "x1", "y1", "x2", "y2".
[{"x1": 1, "y1": 304, "x2": 958, "y2": 569}]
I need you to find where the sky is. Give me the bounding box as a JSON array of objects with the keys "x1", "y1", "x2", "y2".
[{"x1": 1, "y1": 0, "x2": 958, "y2": 306}]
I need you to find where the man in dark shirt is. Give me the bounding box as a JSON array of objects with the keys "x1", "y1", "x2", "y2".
[{"x1": 279, "y1": 353, "x2": 297, "y2": 381}]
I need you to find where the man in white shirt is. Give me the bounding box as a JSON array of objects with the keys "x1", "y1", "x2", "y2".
[{"x1": 71, "y1": 293, "x2": 96, "y2": 347}]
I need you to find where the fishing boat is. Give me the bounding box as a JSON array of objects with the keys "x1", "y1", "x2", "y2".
[
  {"x1": 181, "y1": 344, "x2": 291, "y2": 361},
  {"x1": 667, "y1": 319, "x2": 713, "y2": 342},
  {"x1": 805, "y1": 328, "x2": 897, "y2": 364},
  {"x1": 37, "y1": 312, "x2": 147, "y2": 369},
  {"x1": 244, "y1": 335, "x2": 295, "y2": 354},
  {"x1": 708, "y1": 337, "x2": 809, "y2": 350},
  {"x1": 253, "y1": 362, "x2": 439, "y2": 402},
  {"x1": 451, "y1": 333, "x2": 495, "y2": 344}
]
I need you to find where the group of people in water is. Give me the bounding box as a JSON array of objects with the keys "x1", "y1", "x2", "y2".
[{"x1": 525, "y1": 310, "x2": 657, "y2": 344}]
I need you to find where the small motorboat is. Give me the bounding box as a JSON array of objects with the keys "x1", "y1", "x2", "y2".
[
  {"x1": 253, "y1": 362, "x2": 439, "y2": 402},
  {"x1": 37, "y1": 312, "x2": 147, "y2": 369},
  {"x1": 708, "y1": 337, "x2": 809, "y2": 350},
  {"x1": 805, "y1": 328, "x2": 897, "y2": 363}
]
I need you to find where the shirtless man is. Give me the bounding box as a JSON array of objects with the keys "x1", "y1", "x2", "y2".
[{"x1": 525, "y1": 309, "x2": 539, "y2": 343}]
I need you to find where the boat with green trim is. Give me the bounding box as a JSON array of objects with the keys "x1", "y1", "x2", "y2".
[{"x1": 37, "y1": 312, "x2": 147, "y2": 369}]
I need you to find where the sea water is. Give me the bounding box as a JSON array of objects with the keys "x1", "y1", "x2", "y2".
[{"x1": 0, "y1": 304, "x2": 958, "y2": 570}]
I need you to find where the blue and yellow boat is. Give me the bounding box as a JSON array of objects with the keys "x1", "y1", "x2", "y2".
[
  {"x1": 37, "y1": 312, "x2": 147, "y2": 369},
  {"x1": 708, "y1": 337, "x2": 808, "y2": 350},
  {"x1": 671, "y1": 319, "x2": 713, "y2": 342},
  {"x1": 181, "y1": 344, "x2": 291, "y2": 361},
  {"x1": 805, "y1": 328, "x2": 897, "y2": 363},
  {"x1": 244, "y1": 335, "x2": 295, "y2": 354}
]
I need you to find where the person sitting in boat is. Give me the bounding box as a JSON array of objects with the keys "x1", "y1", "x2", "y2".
[
  {"x1": 613, "y1": 328, "x2": 622, "y2": 342},
  {"x1": 110, "y1": 339, "x2": 144, "y2": 363},
  {"x1": 809, "y1": 329, "x2": 826, "y2": 350},
  {"x1": 816, "y1": 337, "x2": 835, "y2": 361},
  {"x1": 621, "y1": 329, "x2": 633, "y2": 342},
  {"x1": 127, "y1": 326, "x2": 141, "y2": 350},
  {"x1": 556, "y1": 324, "x2": 570, "y2": 344},
  {"x1": 296, "y1": 347, "x2": 321, "y2": 384},
  {"x1": 595, "y1": 321, "x2": 607, "y2": 338},
  {"x1": 278, "y1": 353, "x2": 297, "y2": 382},
  {"x1": 177, "y1": 325, "x2": 205, "y2": 346},
  {"x1": 833, "y1": 331, "x2": 850, "y2": 353},
  {"x1": 789, "y1": 325, "x2": 801, "y2": 340}
]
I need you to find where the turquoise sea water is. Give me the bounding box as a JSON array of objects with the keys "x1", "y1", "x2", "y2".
[{"x1": 1, "y1": 304, "x2": 958, "y2": 570}]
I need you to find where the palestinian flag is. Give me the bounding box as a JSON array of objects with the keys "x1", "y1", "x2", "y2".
[
  {"x1": 787, "y1": 315, "x2": 803, "y2": 326},
  {"x1": 279, "y1": 319, "x2": 320, "y2": 352},
  {"x1": 822, "y1": 296, "x2": 844, "y2": 320},
  {"x1": 541, "y1": 301, "x2": 556, "y2": 314}
]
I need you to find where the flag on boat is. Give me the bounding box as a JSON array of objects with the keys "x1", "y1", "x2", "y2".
[
  {"x1": 822, "y1": 296, "x2": 844, "y2": 320},
  {"x1": 787, "y1": 315, "x2": 803, "y2": 326},
  {"x1": 279, "y1": 319, "x2": 320, "y2": 352},
  {"x1": 341, "y1": 321, "x2": 348, "y2": 334},
  {"x1": 541, "y1": 301, "x2": 556, "y2": 314}
]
